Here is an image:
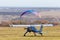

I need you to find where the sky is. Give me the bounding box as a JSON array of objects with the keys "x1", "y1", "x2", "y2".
[{"x1": 0, "y1": 0, "x2": 60, "y2": 7}]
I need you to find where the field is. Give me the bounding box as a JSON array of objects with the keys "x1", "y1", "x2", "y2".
[{"x1": 0, "y1": 26, "x2": 60, "y2": 40}]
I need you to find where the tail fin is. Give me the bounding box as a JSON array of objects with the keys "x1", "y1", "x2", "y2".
[{"x1": 39, "y1": 24, "x2": 43, "y2": 33}]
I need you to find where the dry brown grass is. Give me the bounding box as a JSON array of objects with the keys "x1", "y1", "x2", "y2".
[{"x1": 0, "y1": 26, "x2": 60, "y2": 40}]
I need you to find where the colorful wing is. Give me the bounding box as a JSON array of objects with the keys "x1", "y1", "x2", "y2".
[{"x1": 20, "y1": 10, "x2": 34, "y2": 16}]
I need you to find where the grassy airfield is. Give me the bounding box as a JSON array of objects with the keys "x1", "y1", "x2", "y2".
[{"x1": 0, "y1": 26, "x2": 60, "y2": 40}]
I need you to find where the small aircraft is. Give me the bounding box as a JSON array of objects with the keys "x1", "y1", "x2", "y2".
[{"x1": 24, "y1": 24, "x2": 43, "y2": 36}]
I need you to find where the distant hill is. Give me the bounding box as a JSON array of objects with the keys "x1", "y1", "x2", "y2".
[
  {"x1": 0, "y1": 7, "x2": 60, "y2": 15},
  {"x1": 0, "y1": 12, "x2": 20, "y2": 15}
]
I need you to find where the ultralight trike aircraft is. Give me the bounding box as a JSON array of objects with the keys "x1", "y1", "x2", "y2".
[{"x1": 17, "y1": 9, "x2": 54, "y2": 36}]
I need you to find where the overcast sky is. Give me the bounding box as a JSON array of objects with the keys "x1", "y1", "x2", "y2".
[{"x1": 0, "y1": 0, "x2": 60, "y2": 7}]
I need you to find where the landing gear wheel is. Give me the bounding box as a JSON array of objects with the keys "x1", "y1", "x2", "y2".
[
  {"x1": 39, "y1": 33, "x2": 43, "y2": 36},
  {"x1": 40, "y1": 33, "x2": 43, "y2": 36},
  {"x1": 24, "y1": 34, "x2": 26, "y2": 36}
]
